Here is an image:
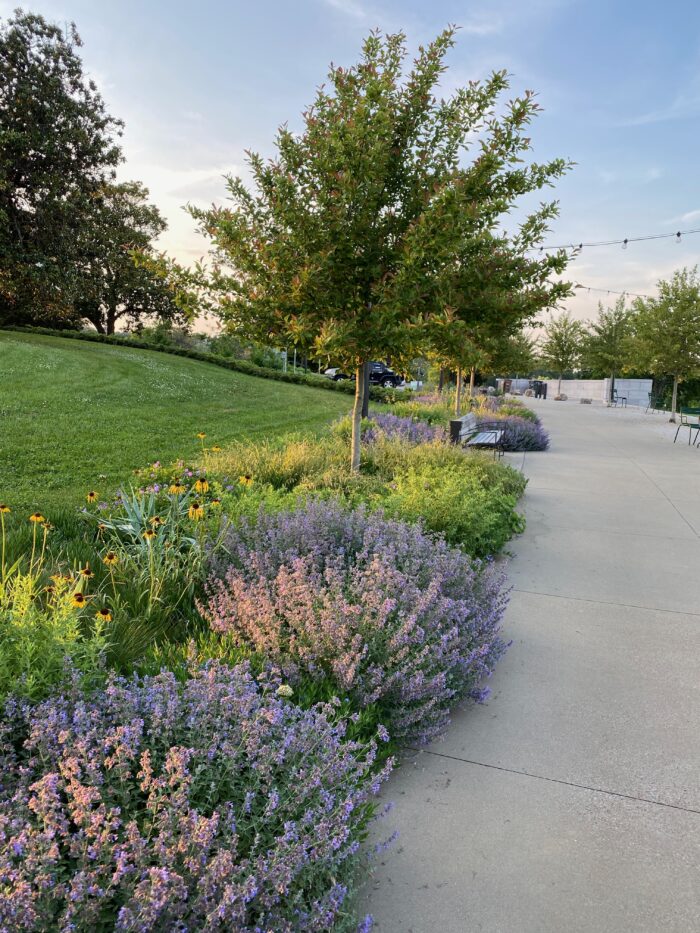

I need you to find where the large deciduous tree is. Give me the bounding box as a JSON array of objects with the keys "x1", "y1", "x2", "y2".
[
  {"x1": 583, "y1": 296, "x2": 634, "y2": 402},
  {"x1": 188, "y1": 28, "x2": 572, "y2": 470},
  {"x1": 541, "y1": 311, "x2": 585, "y2": 395},
  {"x1": 0, "y1": 11, "x2": 123, "y2": 324},
  {"x1": 74, "y1": 181, "x2": 183, "y2": 334},
  {"x1": 631, "y1": 267, "x2": 700, "y2": 422}
]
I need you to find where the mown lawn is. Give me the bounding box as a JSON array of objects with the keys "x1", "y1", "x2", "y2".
[{"x1": 0, "y1": 332, "x2": 352, "y2": 511}]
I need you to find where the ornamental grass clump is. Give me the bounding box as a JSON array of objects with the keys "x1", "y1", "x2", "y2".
[
  {"x1": 205, "y1": 501, "x2": 509, "y2": 745},
  {"x1": 0, "y1": 662, "x2": 389, "y2": 932}
]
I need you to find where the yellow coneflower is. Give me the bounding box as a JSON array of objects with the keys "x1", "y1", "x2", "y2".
[
  {"x1": 95, "y1": 608, "x2": 112, "y2": 622},
  {"x1": 80, "y1": 565, "x2": 94, "y2": 579},
  {"x1": 29, "y1": 513, "x2": 45, "y2": 524},
  {"x1": 189, "y1": 501, "x2": 204, "y2": 521},
  {"x1": 211, "y1": 445, "x2": 222, "y2": 452},
  {"x1": 149, "y1": 516, "x2": 164, "y2": 527},
  {"x1": 143, "y1": 529, "x2": 157, "y2": 541},
  {"x1": 86, "y1": 491, "x2": 98, "y2": 504},
  {"x1": 197, "y1": 432, "x2": 207, "y2": 440},
  {"x1": 71, "y1": 593, "x2": 87, "y2": 608},
  {"x1": 50, "y1": 573, "x2": 63, "y2": 584},
  {"x1": 168, "y1": 482, "x2": 185, "y2": 494},
  {"x1": 239, "y1": 474, "x2": 253, "y2": 486},
  {"x1": 97, "y1": 522, "x2": 107, "y2": 533},
  {"x1": 103, "y1": 551, "x2": 118, "y2": 566},
  {"x1": 44, "y1": 585, "x2": 56, "y2": 597},
  {"x1": 194, "y1": 478, "x2": 209, "y2": 494},
  {"x1": 210, "y1": 498, "x2": 221, "y2": 508},
  {"x1": 0, "y1": 504, "x2": 10, "y2": 514}
]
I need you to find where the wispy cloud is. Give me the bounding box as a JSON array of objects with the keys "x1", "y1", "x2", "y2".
[
  {"x1": 321, "y1": 0, "x2": 369, "y2": 20},
  {"x1": 665, "y1": 208, "x2": 700, "y2": 225}
]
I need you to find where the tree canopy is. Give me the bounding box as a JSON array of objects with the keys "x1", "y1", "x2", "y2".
[
  {"x1": 631, "y1": 267, "x2": 700, "y2": 420},
  {"x1": 540, "y1": 311, "x2": 585, "y2": 394},
  {"x1": 188, "y1": 27, "x2": 572, "y2": 467}
]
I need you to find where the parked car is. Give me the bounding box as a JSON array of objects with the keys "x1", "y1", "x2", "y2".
[{"x1": 323, "y1": 363, "x2": 404, "y2": 388}]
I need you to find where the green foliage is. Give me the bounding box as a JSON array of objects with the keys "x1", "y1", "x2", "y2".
[
  {"x1": 0, "y1": 11, "x2": 123, "y2": 324},
  {"x1": 583, "y1": 297, "x2": 634, "y2": 383},
  {"x1": 540, "y1": 312, "x2": 586, "y2": 388},
  {"x1": 381, "y1": 461, "x2": 525, "y2": 556},
  {"x1": 631, "y1": 267, "x2": 700, "y2": 418}
]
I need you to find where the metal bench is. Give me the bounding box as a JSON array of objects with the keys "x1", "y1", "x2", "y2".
[{"x1": 450, "y1": 412, "x2": 504, "y2": 458}]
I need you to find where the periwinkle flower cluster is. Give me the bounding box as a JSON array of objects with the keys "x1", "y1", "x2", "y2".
[
  {"x1": 0, "y1": 662, "x2": 390, "y2": 932},
  {"x1": 364, "y1": 413, "x2": 446, "y2": 445},
  {"x1": 479, "y1": 415, "x2": 550, "y2": 451},
  {"x1": 205, "y1": 501, "x2": 509, "y2": 745}
]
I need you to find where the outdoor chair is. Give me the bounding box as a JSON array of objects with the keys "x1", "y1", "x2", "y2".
[
  {"x1": 611, "y1": 389, "x2": 627, "y2": 407},
  {"x1": 645, "y1": 392, "x2": 662, "y2": 413},
  {"x1": 673, "y1": 407, "x2": 700, "y2": 444}
]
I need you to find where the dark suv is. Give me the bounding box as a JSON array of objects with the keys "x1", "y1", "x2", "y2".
[{"x1": 323, "y1": 362, "x2": 404, "y2": 388}]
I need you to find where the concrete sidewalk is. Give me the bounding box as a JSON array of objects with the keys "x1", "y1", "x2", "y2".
[{"x1": 361, "y1": 400, "x2": 700, "y2": 933}]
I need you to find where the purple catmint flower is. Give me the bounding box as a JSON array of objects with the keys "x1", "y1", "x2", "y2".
[
  {"x1": 364, "y1": 413, "x2": 447, "y2": 445},
  {"x1": 205, "y1": 500, "x2": 509, "y2": 745},
  {"x1": 477, "y1": 415, "x2": 550, "y2": 451},
  {"x1": 0, "y1": 662, "x2": 390, "y2": 931}
]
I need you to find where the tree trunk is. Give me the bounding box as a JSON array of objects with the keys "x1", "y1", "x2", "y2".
[
  {"x1": 670, "y1": 374, "x2": 679, "y2": 422},
  {"x1": 455, "y1": 367, "x2": 463, "y2": 417},
  {"x1": 361, "y1": 361, "x2": 371, "y2": 419},
  {"x1": 106, "y1": 306, "x2": 117, "y2": 335},
  {"x1": 351, "y1": 363, "x2": 365, "y2": 473},
  {"x1": 438, "y1": 367, "x2": 446, "y2": 394},
  {"x1": 609, "y1": 372, "x2": 614, "y2": 404},
  {"x1": 557, "y1": 373, "x2": 562, "y2": 396},
  {"x1": 469, "y1": 366, "x2": 476, "y2": 397}
]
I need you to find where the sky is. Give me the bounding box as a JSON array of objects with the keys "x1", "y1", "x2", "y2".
[{"x1": 3, "y1": 0, "x2": 700, "y2": 324}]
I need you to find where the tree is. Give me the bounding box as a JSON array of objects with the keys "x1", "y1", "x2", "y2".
[
  {"x1": 488, "y1": 330, "x2": 538, "y2": 377},
  {"x1": 0, "y1": 11, "x2": 123, "y2": 324},
  {"x1": 583, "y1": 297, "x2": 634, "y2": 402},
  {"x1": 188, "y1": 28, "x2": 571, "y2": 470},
  {"x1": 541, "y1": 312, "x2": 585, "y2": 395},
  {"x1": 631, "y1": 267, "x2": 700, "y2": 422},
  {"x1": 74, "y1": 181, "x2": 184, "y2": 334}
]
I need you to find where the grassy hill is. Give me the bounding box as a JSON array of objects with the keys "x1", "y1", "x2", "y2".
[{"x1": 0, "y1": 331, "x2": 353, "y2": 511}]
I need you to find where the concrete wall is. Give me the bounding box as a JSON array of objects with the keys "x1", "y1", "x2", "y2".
[
  {"x1": 610, "y1": 378, "x2": 653, "y2": 408},
  {"x1": 499, "y1": 377, "x2": 654, "y2": 407}
]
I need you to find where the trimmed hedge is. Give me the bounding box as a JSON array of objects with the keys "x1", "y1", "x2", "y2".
[{"x1": 0, "y1": 326, "x2": 409, "y2": 403}]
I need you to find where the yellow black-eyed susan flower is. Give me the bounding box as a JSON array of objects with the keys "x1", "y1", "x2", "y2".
[
  {"x1": 29, "y1": 513, "x2": 45, "y2": 524},
  {"x1": 210, "y1": 498, "x2": 221, "y2": 508},
  {"x1": 71, "y1": 593, "x2": 87, "y2": 608},
  {"x1": 239, "y1": 474, "x2": 252, "y2": 486},
  {"x1": 97, "y1": 522, "x2": 107, "y2": 533},
  {"x1": 50, "y1": 573, "x2": 63, "y2": 584},
  {"x1": 197, "y1": 432, "x2": 206, "y2": 440},
  {"x1": 103, "y1": 551, "x2": 118, "y2": 566},
  {"x1": 194, "y1": 478, "x2": 209, "y2": 494},
  {"x1": 86, "y1": 491, "x2": 98, "y2": 504},
  {"x1": 44, "y1": 585, "x2": 55, "y2": 597},
  {"x1": 169, "y1": 481, "x2": 185, "y2": 494},
  {"x1": 143, "y1": 529, "x2": 157, "y2": 541},
  {"x1": 149, "y1": 516, "x2": 164, "y2": 527},
  {"x1": 189, "y1": 501, "x2": 204, "y2": 521},
  {"x1": 211, "y1": 445, "x2": 222, "y2": 452},
  {"x1": 80, "y1": 565, "x2": 94, "y2": 579},
  {"x1": 0, "y1": 504, "x2": 10, "y2": 514},
  {"x1": 95, "y1": 608, "x2": 112, "y2": 622}
]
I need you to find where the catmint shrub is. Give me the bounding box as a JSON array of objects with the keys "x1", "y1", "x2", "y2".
[
  {"x1": 205, "y1": 501, "x2": 509, "y2": 745},
  {"x1": 0, "y1": 662, "x2": 389, "y2": 932}
]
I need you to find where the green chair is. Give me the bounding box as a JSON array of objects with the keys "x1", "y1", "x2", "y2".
[{"x1": 673, "y1": 407, "x2": 700, "y2": 444}]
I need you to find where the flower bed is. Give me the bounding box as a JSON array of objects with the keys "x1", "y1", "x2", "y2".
[
  {"x1": 0, "y1": 662, "x2": 389, "y2": 932},
  {"x1": 205, "y1": 501, "x2": 508, "y2": 745}
]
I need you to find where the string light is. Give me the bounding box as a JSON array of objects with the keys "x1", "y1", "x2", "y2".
[
  {"x1": 574, "y1": 283, "x2": 652, "y2": 299},
  {"x1": 532, "y1": 226, "x2": 700, "y2": 252}
]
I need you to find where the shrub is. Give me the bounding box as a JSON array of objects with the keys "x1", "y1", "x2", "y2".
[
  {"x1": 483, "y1": 415, "x2": 549, "y2": 451},
  {"x1": 205, "y1": 501, "x2": 509, "y2": 745},
  {"x1": 0, "y1": 662, "x2": 389, "y2": 932},
  {"x1": 382, "y1": 461, "x2": 525, "y2": 555}
]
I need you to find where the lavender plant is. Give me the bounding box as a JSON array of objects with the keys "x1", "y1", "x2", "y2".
[
  {"x1": 205, "y1": 501, "x2": 509, "y2": 745},
  {"x1": 478, "y1": 415, "x2": 550, "y2": 451},
  {"x1": 364, "y1": 413, "x2": 447, "y2": 445},
  {"x1": 0, "y1": 662, "x2": 389, "y2": 932}
]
